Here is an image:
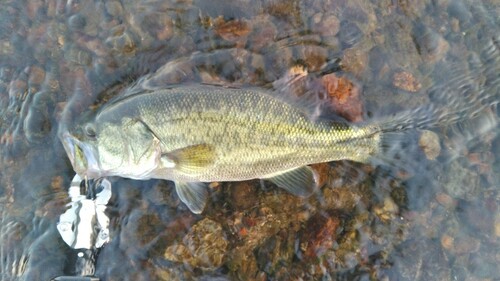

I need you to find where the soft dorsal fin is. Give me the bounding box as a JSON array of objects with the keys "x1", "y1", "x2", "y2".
[
  {"x1": 175, "y1": 181, "x2": 208, "y2": 214},
  {"x1": 162, "y1": 144, "x2": 216, "y2": 174},
  {"x1": 265, "y1": 166, "x2": 319, "y2": 197},
  {"x1": 270, "y1": 66, "x2": 347, "y2": 123}
]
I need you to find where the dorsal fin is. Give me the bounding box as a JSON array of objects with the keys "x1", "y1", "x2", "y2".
[{"x1": 271, "y1": 65, "x2": 342, "y2": 122}]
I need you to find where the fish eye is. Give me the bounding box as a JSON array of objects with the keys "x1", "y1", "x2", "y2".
[{"x1": 83, "y1": 123, "x2": 96, "y2": 139}]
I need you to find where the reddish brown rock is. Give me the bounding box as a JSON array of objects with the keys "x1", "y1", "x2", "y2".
[
  {"x1": 310, "y1": 163, "x2": 330, "y2": 188},
  {"x1": 214, "y1": 18, "x2": 251, "y2": 45},
  {"x1": 321, "y1": 74, "x2": 363, "y2": 122},
  {"x1": 300, "y1": 213, "x2": 340, "y2": 259},
  {"x1": 295, "y1": 45, "x2": 328, "y2": 72},
  {"x1": 265, "y1": 0, "x2": 299, "y2": 20},
  {"x1": 230, "y1": 181, "x2": 259, "y2": 210}
]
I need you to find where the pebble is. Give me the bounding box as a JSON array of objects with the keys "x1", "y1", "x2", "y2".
[
  {"x1": 418, "y1": 130, "x2": 441, "y2": 160},
  {"x1": 67, "y1": 13, "x2": 86, "y2": 31},
  {"x1": 310, "y1": 12, "x2": 340, "y2": 37},
  {"x1": 0, "y1": 40, "x2": 14, "y2": 56},
  {"x1": 338, "y1": 20, "x2": 363, "y2": 48},
  {"x1": 64, "y1": 44, "x2": 93, "y2": 66},
  {"x1": 342, "y1": 46, "x2": 369, "y2": 77},
  {"x1": 450, "y1": 235, "x2": 481, "y2": 255},
  {"x1": 458, "y1": 199, "x2": 496, "y2": 234},
  {"x1": 105, "y1": 0, "x2": 123, "y2": 18},
  {"x1": 447, "y1": 1, "x2": 472, "y2": 24},
  {"x1": 373, "y1": 197, "x2": 399, "y2": 222},
  {"x1": 393, "y1": 70, "x2": 422, "y2": 92},
  {"x1": 156, "y1": 17, "x2": 174, "y2": 41},
  {"x1": 322, "y1": 187, "x2": 360, "y2": 211},
  {"x1": 435, "y1": 192, "x2": 457, "y2": 209},
  {"x1": 265, "y1": 0, "x2": 299, "y2": 20},
  {"x1": 442, "y1": 161, "x2": 480, "y2": 199},
  {"x1": 229, "y1": 181, "x2": 259, "y2": 210},
  {"x1": 28, "y1": 65, "x2": 46, "y2": 85},
  {"x1": 468, "y1": 252, "x2": 500, "y2": 279},
  {"x1": 413, "y1": 25, "x2": 450, "y2": 63},
  {"x1": 440, "y1": 234, "x2": 454, "y2": 250},
  {"x1": 247, "y1": 16, "x2": 277, "y2": 51},
  {"x1": 294, "y1": 45, "x2": 328, "y2": 72},
  {"x1": 321, "y1": 73, "x2": 363, "y2": 122},
  {"x1": 105, "y1": 27, "x2": 137, "y2": 56},
  {"x1": 23, "y1": 90, "x2": 53, "y2": 143},
  {"x1": 214, "y1": 18, "x2": 251, "y2": 42},
  {"x1": 300, "y1": 213, "x2": 340, "y2": 260},
  {"x1": 8, "y1": 78, "x2": 28, "y2": 109},
  {"x1": 164, "y1": 218, "x2": 228, "y2": 269},
  {"x1": 255, "y1": 231, "x2": 294, "y2": 274},
  {"x1": 0, "y1": 66, "x2": 13, "y2": 84}
]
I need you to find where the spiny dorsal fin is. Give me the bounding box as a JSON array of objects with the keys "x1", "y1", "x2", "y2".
[{"x1": 271, "y1": 66, "x2": 350, "y2": 123}]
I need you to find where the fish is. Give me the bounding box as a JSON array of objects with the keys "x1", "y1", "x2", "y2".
[
  {"x1": 60, "y1": 84, "x2": 382, "y2": 213},
  {"x1": 60, "y1": 61, "x2": 498, "y2": 214}
]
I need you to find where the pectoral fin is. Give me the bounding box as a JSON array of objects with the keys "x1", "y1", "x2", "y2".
[
  {"x1": 266, "y1": 166, "x2": 319, "y2": 197},
  {"x1": 163, "y1": 144, "x2": 216, "y2": 174},
  {"x1": 175, "y1": 181, "x2": 208, "y2": 214}
]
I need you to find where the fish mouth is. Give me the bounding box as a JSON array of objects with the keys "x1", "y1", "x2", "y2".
[{"x1": 61, "y1": 132, "x2": 102, "y2": 179}]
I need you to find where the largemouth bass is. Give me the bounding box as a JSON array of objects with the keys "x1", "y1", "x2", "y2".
[
  {"x1": 61, "y1": 85, "x2": 381, "y2": 213},
  {"x1": 60, "y1": 65, "x2": 497, "y2": 213}
]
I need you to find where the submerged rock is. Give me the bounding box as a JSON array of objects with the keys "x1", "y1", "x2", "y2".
[
  {"x1": 321, "y1": 73, "x2": 363, "y2": 122},
  {"x1": 299, "y1": 213, "x2": 341, "y2": 261},
  {"x1": 310, "y1": 12, "x2": 340, "y2": 37},
  {"x1": 442, "y1": 161, "x2": 480, "y2": 199},
  {"x1": 164, "y1": 218, "x2": 228, "y2": 269},
  {"x1": 418, "y1": 130, "x2": 441, "y2": 160},
  {"x1": 213, "y1": 18, "x2": 251, "y2": 43},
  {"x1": 392, "y1": 70, "x2": 422, "y2": 93}
]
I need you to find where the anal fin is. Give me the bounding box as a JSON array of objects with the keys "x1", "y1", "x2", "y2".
[
  {"x1": 175, "y1": 181, "x2": 208, "y2": 214},
  {"x1": 266, "y1": 166, "x2": 319, "y2": 197}
]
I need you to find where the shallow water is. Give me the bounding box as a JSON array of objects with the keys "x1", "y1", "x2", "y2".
[{"x1": 0, "y1": 0, "x2": 499, "y2": 280}]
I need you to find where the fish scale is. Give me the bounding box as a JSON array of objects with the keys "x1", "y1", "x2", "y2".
[
  {"x1": 121, "y1": 86, "x2": 380, "y2": 181},
  {"x1": 62, "y1": 85, "x2": 381, "y2": 213}
]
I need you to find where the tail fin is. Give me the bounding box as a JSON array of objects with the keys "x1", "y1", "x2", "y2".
[
  {"x1": 369, "y1": 35, "x2": 499, "y2": 167},
  {"x1": 377, "y1": 36, "x2": 499, "y2": 134}
]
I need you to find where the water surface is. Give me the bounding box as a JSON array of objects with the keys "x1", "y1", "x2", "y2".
[{"x1": 0, "y1": 0, "x2": 499, "y2": 280}]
